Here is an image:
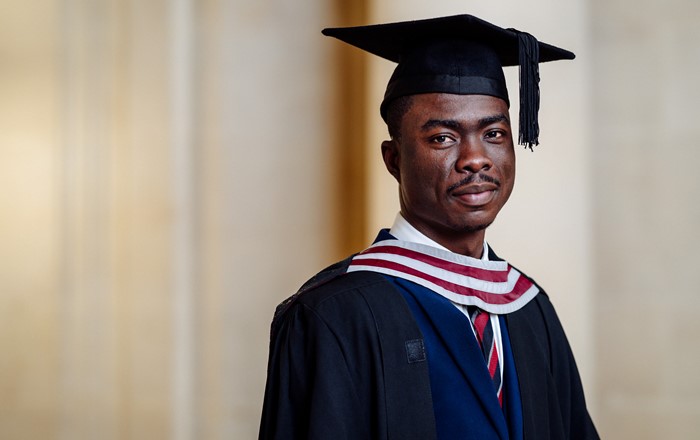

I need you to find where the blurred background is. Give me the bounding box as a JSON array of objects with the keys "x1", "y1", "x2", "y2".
[{"x1": 1, "y1": 0, "x2": 699, "y2": 438}]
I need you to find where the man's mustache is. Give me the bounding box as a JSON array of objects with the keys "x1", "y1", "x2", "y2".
[{"x1": 447, "y1": 173, "x2": 501, "y2": 193}]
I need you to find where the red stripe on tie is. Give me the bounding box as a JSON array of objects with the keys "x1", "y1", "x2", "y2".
[{"x1": 473, "y1": 311, "x2": 490, "y2": 340}]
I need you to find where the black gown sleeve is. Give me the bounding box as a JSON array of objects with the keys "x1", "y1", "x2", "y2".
[
  {"x1": 259, "y1": 272, "x2": 437, "y2": 440},
  {"x1": 259, "y1": 301, "x2": 373, "y2": 440}
]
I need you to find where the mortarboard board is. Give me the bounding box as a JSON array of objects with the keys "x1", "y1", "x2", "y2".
[{"x1": 322, "y1": 14, "x2": 575, "y2": 148}]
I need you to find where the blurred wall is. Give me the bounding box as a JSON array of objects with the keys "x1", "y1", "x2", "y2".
[
  {"x1": 591, "y1": 1, "x2": 700, "y2": 438},
  {"x1": 1, "y1": 0, "x2": 700, "y2": 439}
]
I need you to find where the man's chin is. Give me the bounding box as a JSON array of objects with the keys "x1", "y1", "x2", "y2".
[{"x1": 458, "y1": 221, "x2": 493, "y2": 234}]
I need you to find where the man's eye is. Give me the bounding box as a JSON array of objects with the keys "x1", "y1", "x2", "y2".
[
  {"x1": 485, "y1": 130, "x2": 503, "y2": 139},
  {"x1": 431, "y1": 135, "x2": 454, "y2": 144}
]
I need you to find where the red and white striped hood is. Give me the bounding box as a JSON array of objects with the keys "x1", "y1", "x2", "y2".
[{"x1": 348, "y1": 239, "x2": 539, "y2": 314}]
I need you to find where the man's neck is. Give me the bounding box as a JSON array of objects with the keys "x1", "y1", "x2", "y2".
[
  {"x1": 433, "y1": 233, "x2": 486, "y2": 259},
  {"x1": 389, "y1": 213, "x2": 488, "y2": 260}
]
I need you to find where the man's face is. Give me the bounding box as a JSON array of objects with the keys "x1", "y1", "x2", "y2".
[{"x1": 382, "y1": 93, "x2": 516, "y2": 250}]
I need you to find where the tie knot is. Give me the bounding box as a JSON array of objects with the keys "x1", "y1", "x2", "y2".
[{"x1": 470, "y1": 307, "x2": 490, "y2": 339}]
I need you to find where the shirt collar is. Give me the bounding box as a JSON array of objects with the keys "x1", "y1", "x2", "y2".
[{"x1": 389, "y1": 212, "x2": 490, "y2": 261}]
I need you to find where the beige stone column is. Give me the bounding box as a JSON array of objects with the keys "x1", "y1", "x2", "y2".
[
  {"x1": 0, "y1": 1, "x2": 62, "y2": 438},
  {"x1": 0, "y1": 0, "x2": 340, "y2": 438}
]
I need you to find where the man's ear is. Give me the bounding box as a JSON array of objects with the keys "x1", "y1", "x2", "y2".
[{"x1": 381, "y1": 139, "x2": 401, "y2": 183}]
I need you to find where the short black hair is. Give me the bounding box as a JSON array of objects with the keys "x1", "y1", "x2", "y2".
[{"x1": 385, "y1": 95, "x2": 414, "y2": 140}]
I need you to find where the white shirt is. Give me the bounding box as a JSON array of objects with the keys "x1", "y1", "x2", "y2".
[{"x1": 388, "y1": 212, "x2": 504, "y2": 381}]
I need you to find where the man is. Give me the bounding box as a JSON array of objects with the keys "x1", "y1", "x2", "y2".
[{"x1": 259, "y1": 15, "x2": 599, "y2": 440}]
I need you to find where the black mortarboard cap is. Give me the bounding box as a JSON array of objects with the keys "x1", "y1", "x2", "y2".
[{"x1": 322, "y1": 14, "x2": 575, "y2": 148}]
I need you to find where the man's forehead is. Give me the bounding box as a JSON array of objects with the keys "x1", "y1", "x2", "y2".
[{"x1": 407, "y1": 93, "x2": 511, "y2": 117}]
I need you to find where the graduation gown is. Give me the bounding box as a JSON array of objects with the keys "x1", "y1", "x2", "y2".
[{"x1": 259, "y1": 253, "x2": 598, "y2": 440}]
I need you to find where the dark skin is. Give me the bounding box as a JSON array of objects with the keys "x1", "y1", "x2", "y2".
[{"x1": 381, "y1": 93, "x2": 516, "y2": 258}]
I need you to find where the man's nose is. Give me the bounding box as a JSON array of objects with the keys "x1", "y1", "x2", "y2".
[{"x1": 456, "y1": 139, "x2": 492, "y2": 173}]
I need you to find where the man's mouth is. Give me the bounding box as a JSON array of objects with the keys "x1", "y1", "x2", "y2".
[{"x1": 451, "y1": 183, "x2": 498, "y2": 206}]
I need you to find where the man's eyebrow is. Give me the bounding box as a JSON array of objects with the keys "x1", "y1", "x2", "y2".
[
  {"x1": 420, "y1": 114, "x2": 510, "y2": 131},
  {"x1": 421, "y1": 119, "x2": 463, "y2": 131},
  {"x1": 478, "y1": 113, "x2": 510, "y2": 128}
]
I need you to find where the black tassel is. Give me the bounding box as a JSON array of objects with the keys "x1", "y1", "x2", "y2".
[{"x1": 512, "y1": 30, "x2": 540, "y2": 150}]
